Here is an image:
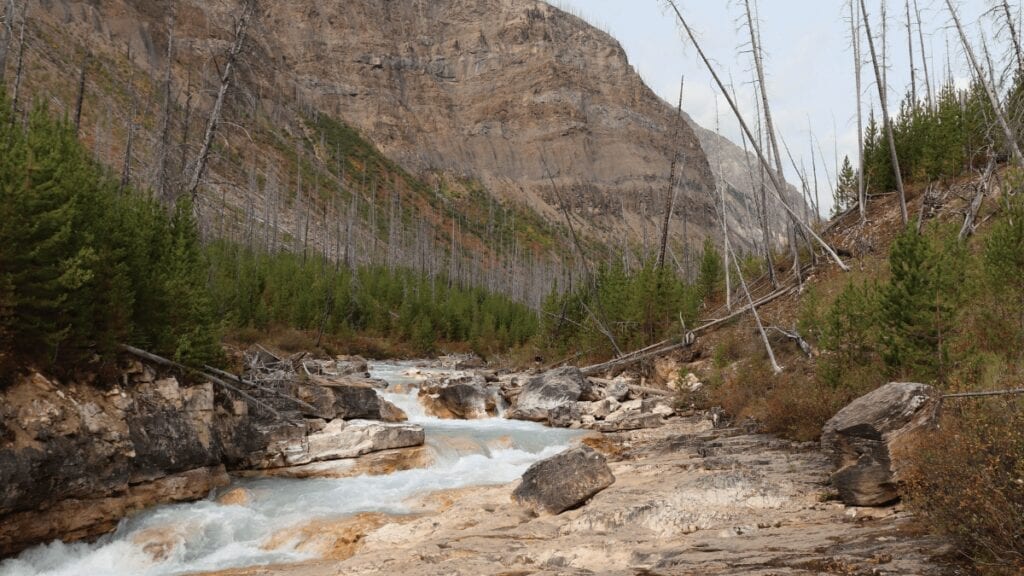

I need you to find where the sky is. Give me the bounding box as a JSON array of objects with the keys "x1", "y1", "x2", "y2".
[{"x1": 551, "y1": 0, "x2": 1010, "y2": 216}]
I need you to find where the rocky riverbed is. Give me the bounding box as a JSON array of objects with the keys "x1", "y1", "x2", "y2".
[{"x1": 0, "y1": 357, "x2": 956, "y2": 575}]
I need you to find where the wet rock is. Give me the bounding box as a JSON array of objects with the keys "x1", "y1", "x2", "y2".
[
  {"x1": 513, "y1": 446, "x2": 615, "y2": 514},
  {"x1": 329, "y1": 384, "x2": 405, "y2": 422},
  {"x1": 507, "y1": 367, "x2": 594, "y2": 422},
  {"x1": 334, "y1": 355, "x2": 370, "y2": 377},
  {"x1": 0, "y1": 465, "x2": 229, "y2": 557},
  {"x1": 821, "y1": 382, "x2": 940, "y2": 507},
  {"x1": 306, "y1": 420, "x2": 425, "y2": 462},
  {"x1": 216, "y1": 487, "x2": 252, "y2": 506},
  {"x1": 419, "y1": 375, "x2": 500, "y2": 419}
]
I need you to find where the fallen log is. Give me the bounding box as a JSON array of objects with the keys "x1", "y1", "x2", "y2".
[
  {"x1": 120, "y1": 344, "x2": 281, "y2": 418},
  {"x1": 581, "y1": 284, "x2": 797, "y2": 376}
]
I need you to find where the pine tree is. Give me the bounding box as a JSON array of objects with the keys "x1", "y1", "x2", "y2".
[
  {"x1": 833, "y1": 156, "x2": 858, "y2": 216},
  {"x1": 698, "y1": 237, "x2": 724, "y2": 303},
  {"x1": 880, "y1": 226, "x2": 965, "y2": 381}
]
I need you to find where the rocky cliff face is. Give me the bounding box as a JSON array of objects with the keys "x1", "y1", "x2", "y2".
[{"x1": 17, "y1": 0, "x2": 799, "y2": 300}]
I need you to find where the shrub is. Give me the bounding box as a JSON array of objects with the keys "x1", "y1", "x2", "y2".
[{"x1": 904, "y1": 398, "x2": 1024, "y2": 575}]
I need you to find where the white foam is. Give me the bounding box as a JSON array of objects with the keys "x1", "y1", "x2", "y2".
[{"x1": 1, "y1": 363, "x2": 580, "y2": 576}]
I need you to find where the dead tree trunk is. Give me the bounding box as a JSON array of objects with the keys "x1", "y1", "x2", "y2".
[
  {"x1": 1002, "y1": 0, "x2": 1024, "y2": 70},
  {"x1": 852, "y1": 1, "x2": 867, "y2": 222},
  {"x1": 156, "y1": 10, "x2": 175, "y2": 202},
  {"x1": 73, "y1": 52, "x2": 89, "y2": 136},
  {"x1": 656, "y1": 76, "x2": 685, "y2": 271},
  {"x1": 913, "y1": 0, "x2": 933, "y2": 109},
  {"x1": 860, "y1": 0, "x2": 910, "y2": 224},
  {"x1": 9, "y1": 3, "x2": 25, "y2": 119},
  {"x1": 945, "y1": 0, "x2": 1024, "y2": 168},
  {"x1": 0, "y1": 0, "x2": 13, "y2": 76},
  {"x1": 185, "y1": 0, "x2": 256, "y2": 204},
  {"x1": 121, "y1": 44, "x2": 136, "y2": 192},
  {"x1": 665, "y1": 0, "x2": 851, "y2": 271},
  {"x1": 906, "y1": 0, "x2": 917, "y2": 105}
]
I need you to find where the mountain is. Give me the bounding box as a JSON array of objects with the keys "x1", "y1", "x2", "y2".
[{"x1": 14, "y1": 0, "x2": 802, "y2": 302}]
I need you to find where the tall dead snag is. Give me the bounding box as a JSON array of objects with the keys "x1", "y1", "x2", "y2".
[
  {"x1": 664, "y1": 0, "x2": 851, "y2": 271},
  {"x1": 656, "y1": 76, "x2": 685, "y2": 271},
  {"x1": 999, "y1": 0, "x2": 1024, "y2": 70},
  {"x1": 912, "y1": 0, "x2": 933, "y2": 109},
  {"x1": 156, "y1": 9, "x2": 176, "y2": 202},
  {"x1": 906, "y1": 0, "x2": 917, "y2": 106},
  {"x1": 945, "y1": 0, "x2": 1024, "y2": 168},
  {"x1": 185, "y1": 0, "x2": 257, "y2": 205},
  {"x1": 0, "y1": 0, "x2": 15, "y2": 78},
  {"x1": 743, "y1": 0, "x2": 789, "y2": 214},
  {"x1": 860, "y1": 0, "x2": 909, "y2": 225},
  {"x1": 121, "y1": 44, "x2": 136, "y2": 192},
  {"x1": 73, "y1": 52, "x2": 89, "y2": 136},
  {"x1": 9, "y1": 1, "x2": 25, "y2": 118}
]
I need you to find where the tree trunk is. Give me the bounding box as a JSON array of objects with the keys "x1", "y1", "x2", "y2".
[
  {"x1": 185, "y1": 0, "x2": 257, "y2": 204},
  {"x1": 912, "y1": 0, "x2": 933, "y2": 109},
  {"x1": 656, "y1": 76, "x2": 685, "y2": 270},
  {"x1": 0, "y1": 0, "x2": 13, "y2": 76},
  {"x1": 860, "y1": 0, "x2": 909, "y2": 224},
  {"x1": 156, "y1": 10, "x2": 175, "y2": 202},
  {"x1": 73, "y1": 52, "x2": 89, "y2": 136},
  {"x1": 1003, "y1": 0, "x2": 1024, "y2": 70},
  {"x1": 665, "y1": 0, "x2": 850, "y2": 271},
  {"x1": 906, "y1": 0, "x2": 916, "y2": 106},
  {"x1": 10, "y1": 4, "x2": 25, "y2": 119},
  {"x1": 121, "y1": 44, "x2": 136, "y2": 192},
  {"x1": 853, "y1": 0, "x2": 867, "y2": 222}
]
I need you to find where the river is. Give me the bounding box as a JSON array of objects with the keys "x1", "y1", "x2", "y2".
[{"x1": 0, "y1": 362, "x2": 581, "y2": 576}]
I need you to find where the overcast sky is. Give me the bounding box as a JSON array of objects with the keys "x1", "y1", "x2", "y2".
[{"x1": 551, "y1": 0, "x2": 1010, "y2": 215}]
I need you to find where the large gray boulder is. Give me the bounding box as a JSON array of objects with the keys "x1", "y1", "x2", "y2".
[
  {"x1": 821, "y1": 382, "x2": 940, "y2": 506},
  {"x1": 328, "y1": 384, "x2": 406, "y2": 422},
  {"x1": 513, "y1": 446, "x2": 615, "y2": 514},
  {"x1": 508, "y1": 367, "x2": 595, "y2": 422},
  {"x1": 419, "y1": 375, "x2": 501, "y2": 419}
]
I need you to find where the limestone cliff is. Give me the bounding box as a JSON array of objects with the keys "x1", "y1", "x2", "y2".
[{"x1": 15, "y1": 0, "x2": 799, "y2": 300}]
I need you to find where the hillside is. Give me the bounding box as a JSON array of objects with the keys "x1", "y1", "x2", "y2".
[{"x1": 12, "y1": 0, "x2": 802, "y2": 305}]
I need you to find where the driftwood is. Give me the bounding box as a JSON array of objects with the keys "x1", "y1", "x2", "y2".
[
  {"x1": 943, "y1": 388, "x2": 1024, "y2": 399},
  {"x1": 203, "y1": 364, "x2": 320, "y2": 414},
  {"x1": 119, "y1": 344, "x2": 280, "y2": 418},
  {"x1": 767, "y1": 326, "x2": 813, "y2": 358},
  {"x1": 959, "y1": 159, "x2": 995, "y2": 240}
]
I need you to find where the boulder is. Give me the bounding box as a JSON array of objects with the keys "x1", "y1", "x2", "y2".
[
  {"x1": 546, "y1": 403, "x2": 582, "y2": 428},
  {"x1": 295, "y1": 383, "x2": 336, "y2": 420},
  {"x1": 821, "y1": 382, "x2": 940, "y2": 507},
  {"x1": 306, "y1": 420, "x2": 425, "y2": 462},
  {"x1": 507, "y1": 367, "x2": 594, "y2": 422},
  {"x1": 419, "y1": 375, "x2": 500, "y2": 419},
  {"x1": 603, "y1": 379, "x2": 630, "y2": 402},
  {"x1": 513, "y1": 446, "x2": 615, "y2": 514},
  {"x1": 334, "y1": 356, "x2": 370, "y2": 377},
  {"x1": 330, "y1": 385, "x2": 405, "y2": 422}
]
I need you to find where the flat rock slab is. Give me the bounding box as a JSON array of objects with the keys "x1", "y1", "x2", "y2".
[
  {"x1": 513, "y1": 446, "x2": 615, "y2": 514},
  {"x1": 307, "y1": 421, "x2": 425, "y2": 463}
]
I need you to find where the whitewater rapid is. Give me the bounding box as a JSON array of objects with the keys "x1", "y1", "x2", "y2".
[{"x1": 0, "y1": 362, "x2": 581, "y2": 576}]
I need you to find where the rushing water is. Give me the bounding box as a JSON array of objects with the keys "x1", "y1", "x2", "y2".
[{"x1": 0, "y1": 362, "x2": 581, "y2": 576}]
